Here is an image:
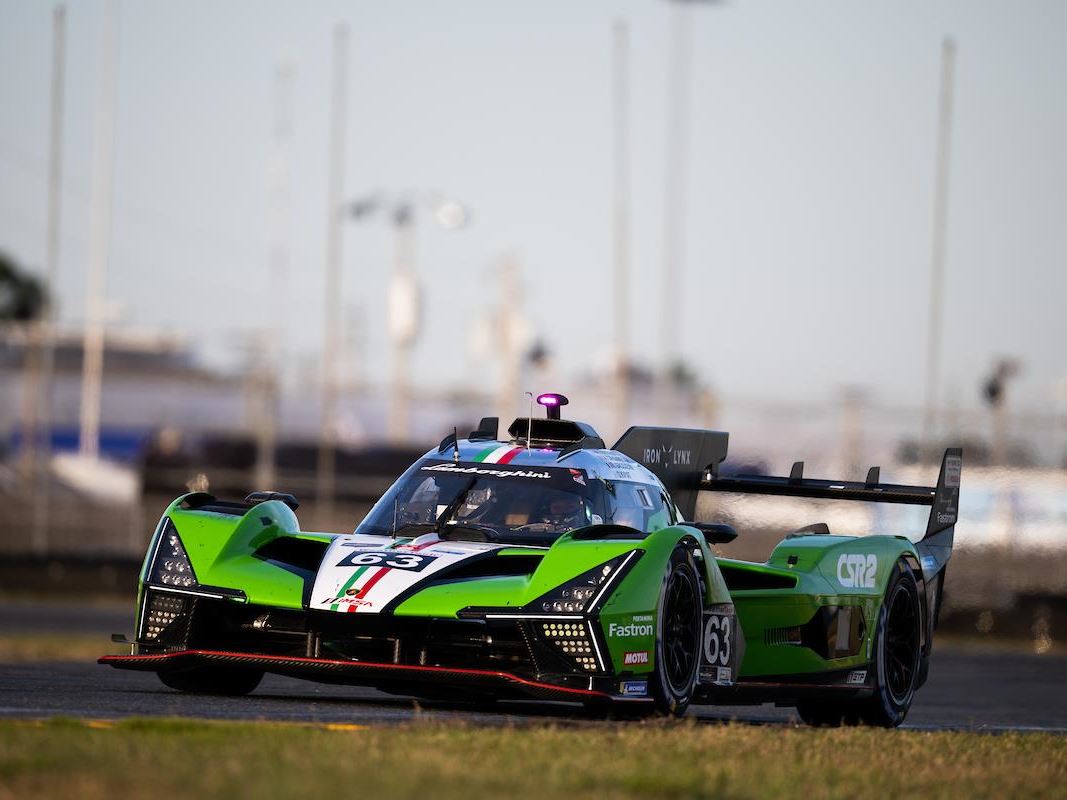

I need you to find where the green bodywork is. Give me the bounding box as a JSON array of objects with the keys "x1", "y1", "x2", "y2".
[{"x1": 142, "y1": 493, "x2": 921, "y2": 683}]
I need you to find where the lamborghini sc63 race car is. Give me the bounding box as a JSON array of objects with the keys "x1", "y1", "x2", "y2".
[{"x1": 101, "y1": 393, "x2": 962, "y2": 726}]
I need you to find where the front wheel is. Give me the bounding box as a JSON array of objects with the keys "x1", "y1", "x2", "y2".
[
  {"x1": 159, "y1": 666, "x2": 264, "y2": 696},
  {"x1": 651, "y1": 543, "x2": 703, "y2": 717}
]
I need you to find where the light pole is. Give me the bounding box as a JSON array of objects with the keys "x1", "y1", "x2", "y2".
[
  {"x1": 79, "y1": 0, "x2": 119, "y2": 461},
  {"x1": 316, "y1": 23, "x2": 348, "y2": 527},
  {"x1": 346, "y1": 192, "x2": 469, "y2": 443},
  {"x1": 612, "y1": 19, "x2": 631, "y2": 438},
  {"x1": 29, "y1": 4, "x2": 66, "y2": 554},
  {"x1": 658, "y1": 0, "x2": 723, "y2": 419},
  {"x1": 254, "y1": 61, "x2": 295, "y2": 492},
  {"x1": 921, "y1": 38, "x2": 957, "y2": 457}
]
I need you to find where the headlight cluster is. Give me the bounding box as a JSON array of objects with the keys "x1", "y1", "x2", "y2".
[
  {"x1": 537, "y1": 554, "x2": 630, "y2": 614},
  {"x1": 541, "y1": 621, "x2": 597, "y2": 672},
  {"x1": 148, "y1": 522, "x2": 198, "y2": 589},
  {"x1": 142, "y1": 593, "x2": 186, "y2": 641}
]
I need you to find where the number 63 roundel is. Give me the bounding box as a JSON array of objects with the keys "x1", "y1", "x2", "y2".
[
  {"x1": 700, "y1": 605, "x2": 741, "y2": 686},
  {"x1": 335, "y1": 551, "x2": 436, "y2": 572}
]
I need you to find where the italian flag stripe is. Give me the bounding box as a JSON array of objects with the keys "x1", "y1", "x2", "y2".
[
  {"x1": 330, "y1": 538, "x2": 410, "y2": 612},
  {"x1": 346, "y1": 539, "x2": 439, "y2": 610},
  {"x1": 475, "y1": 445, "x2": 523, "y2": 464},
  {"x1": 496, "y1": 447, "x2": 523, "y2": 464},
  {"x1": 348, "y1": 568, "x2": 389, "y2": 605}
]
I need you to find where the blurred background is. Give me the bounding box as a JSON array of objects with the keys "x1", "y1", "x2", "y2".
[{"x1": 1, "y1": 1, "x2": 1065, "y2": 647}]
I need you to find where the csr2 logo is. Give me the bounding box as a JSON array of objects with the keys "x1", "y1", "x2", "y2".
[{"x1": 837, "y1": 553, "x2": 878, "y2": 589}]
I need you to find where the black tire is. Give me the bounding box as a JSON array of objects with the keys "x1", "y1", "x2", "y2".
[
  {"x1": 651, "y1": 543, "x2": 703, "y2": 717},
  {"x1": 158, "y1": 666, "x2": 264, "y2": 696},
  {"x1": 858, "y1": 559, "x2": 922, "y2": 727},
  {"x1": 796, "y1": 559, "x2": 922, "y2": 728}
]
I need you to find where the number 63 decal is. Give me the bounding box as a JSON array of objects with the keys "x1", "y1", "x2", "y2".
[
  {"x1": 335, "y1": 551, "x2": 435, "y2": 571},
  {"x1": 703, "y1": 613, "x2": 732, "y2": 667}
]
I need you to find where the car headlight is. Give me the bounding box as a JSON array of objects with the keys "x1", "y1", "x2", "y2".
[
  {"x1": 148, "y1": 521, "x2": 198, "y2": 589},
  {"x1": 536, "y1": 552, "x2": 635, "y2": 614}
]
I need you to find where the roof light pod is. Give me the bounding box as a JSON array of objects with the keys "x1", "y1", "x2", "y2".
[{"x1": 536, "y1": 393, "x2": 569, "y2": 420}]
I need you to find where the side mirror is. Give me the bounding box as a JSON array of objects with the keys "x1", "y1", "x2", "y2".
[{"x1": 690, "y1": 522, "x2": 738, "y2": 545}]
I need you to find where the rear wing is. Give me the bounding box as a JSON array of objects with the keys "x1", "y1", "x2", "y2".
[{"x1": 700, "y1": 448, "x2": 963, "y2": 574}]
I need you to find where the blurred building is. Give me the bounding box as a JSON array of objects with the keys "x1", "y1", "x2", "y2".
[{"x1": 0, "y1": 326, "x2": 242, "y2": 462}]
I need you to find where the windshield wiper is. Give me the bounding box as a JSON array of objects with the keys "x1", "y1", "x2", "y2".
[{"x1": 434, "y1": 476, "x2": 478, "y2": 532}]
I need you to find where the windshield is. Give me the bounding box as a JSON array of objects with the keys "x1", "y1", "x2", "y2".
[{"x1": 356, "y1": 459, "x2": 675, "y2": 544}]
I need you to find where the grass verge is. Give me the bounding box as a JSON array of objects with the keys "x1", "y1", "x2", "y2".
[{"x1": 1, "y1": 717, "x2": 1064, "y2": 800}]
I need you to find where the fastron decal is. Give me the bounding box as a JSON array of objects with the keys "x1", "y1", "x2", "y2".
[
  {"x1": 837, "y1": 553, "x2": 877, "y2": 589},
  {"x1": 623, "y1": 651, "x2": 649, "y2": 666},
  {"x1": 609, "y1": 622, "x2": 654, "y2": 638}
]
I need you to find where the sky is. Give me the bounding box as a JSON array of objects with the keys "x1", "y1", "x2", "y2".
[{"x1": 1, "y1": 0, "x2": 1065, "y2": 417}]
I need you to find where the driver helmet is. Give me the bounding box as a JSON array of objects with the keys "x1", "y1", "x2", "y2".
[
  {"x1": 457, "y1": 487, "x2": 494, "y2": 521},
  {"x1": 541, "y1": 494, "x2": 586, "y2": 529}
]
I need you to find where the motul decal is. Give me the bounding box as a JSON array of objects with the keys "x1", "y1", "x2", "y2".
[{"x1": 623, "y1": 651, "x2": 649, "y2": 666}]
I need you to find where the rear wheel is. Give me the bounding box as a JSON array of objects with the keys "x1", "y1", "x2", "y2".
[
  {"x1": 858, "y1": 560, "x2": 921, "y2": 727},
  {"x1": 159, "y1": 666, "x2": 263, "y2": 696},
  {"x1": 651, "y1": 544, "x2": 702, "y2": 717},
  {"x1": 795, "y1": 559, "x2": 921, "y2": 728}
]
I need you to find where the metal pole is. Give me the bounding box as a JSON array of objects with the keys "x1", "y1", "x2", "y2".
[
  {"x1": 496, "y1": 257, "x2": 521, "y2": 423},
  {"x1": 658, "y1": 1, "x2": 693, "y2": 420},
  {"x1": 79, "y1": 0, "x2": 119, "y2": 461},
  {"x1": 839, "y1": 387, "x2": 864, "y2": 477},
  {"x1": 921, "y1": 38, "x2": 956, "y2": 455},
  {"x1": 612, "y1": 19, "x2": 631, "y2": 438},
  {"x1": 1057, "y1": 378, "x2": 1067, "y2": 469},
  {"x1": 387, "y1": 206, "x2": 416, "y2": 443},
  {"x1": 31, "y1": 4, "x2": 67, "y2": 553},
  {"x1": 254, "y1": 62, "x2": 294, "y2": 491},
  {"x1": 317, "y1": 24, "x2": 348, "y2": 526}
]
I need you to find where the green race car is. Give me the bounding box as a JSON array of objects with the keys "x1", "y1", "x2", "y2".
[{"x1": 101, "y1": 393, "x2": 961, "y2": 726}]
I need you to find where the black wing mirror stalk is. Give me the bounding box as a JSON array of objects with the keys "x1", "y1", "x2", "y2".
[{"x1": 689, "y1": 522, "x2": 738, "y2": 545}]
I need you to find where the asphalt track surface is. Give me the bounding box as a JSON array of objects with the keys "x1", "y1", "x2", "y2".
[{"x1": 2, "y1": 602, "x2": 1065, "y2": 732}]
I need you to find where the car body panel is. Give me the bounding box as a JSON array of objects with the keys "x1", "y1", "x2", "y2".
[{"x1": 104, "y1": 420, "x2": 958, "y2": 713}]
